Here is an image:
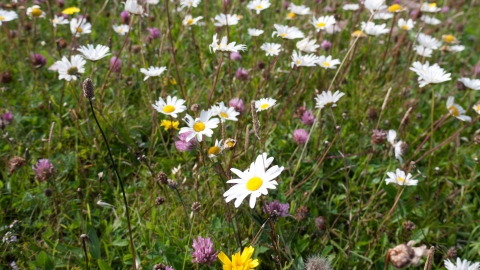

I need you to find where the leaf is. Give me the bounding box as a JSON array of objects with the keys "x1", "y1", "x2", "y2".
[
  {"x1": 88, "y1": 226, "x2": 101, "y2": 260},
  {"x1": 98, "y1": 259, "x2": 113, "y2": 270},
  {"x1": 35, "y1": 251, "x2": 55, "y2": 270}
]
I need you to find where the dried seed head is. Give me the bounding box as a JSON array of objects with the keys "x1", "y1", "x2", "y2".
[
  {"x1": 9, "y1": 156, "x2": 26, "y2": 174},
  {"x1": 0, "y1": 71, "x2": 12, "y2": 84},
  {"x1": 371, "y1": 129, "x2": 388, "y2": 144},
  {"x1": 447, "y1": 246, "x2": 457, "y2": 259},
  {"x1": 167, "y1": 179, "x2": 178, "y2": 189},
  {"x1": 80, "y1": 234, "x2": 89, "y2": 242},
  {"x1": 400, "y1": 141, "x2": 408, "y2": 156},
  {"x1": 155, "y1": 196, "x2": 165, "y2": 206},
  {"x1": 43, "y1": 188, "x2": 53, "y2": 197},
  {"x1": 304, "y1": 254, "x2": 333, "y2": 270},
  {"x1": 56, "y1": 38, "x2": 68, "y2": 49},
  {"x1": 157, "y1": 172, "x2": 168, "y2": 185},
  {"x1": 403, "y1": 220, "x2": 415, "y2": 231},
  {"x1": 388, "y1": 241, "x2": 428, "y2": 268},
  {"x1": 191, "y1": 202, "x2": 201, "y2": 212},
  {"x1": 153, "y1": 263, "x2": 170, "y2": 270},
  {"x1": 190, "y1": 104, "x2": 200, "y2": 112},
  {"x1": 473, "y1": 133, "x2": 480, "y2": 144},
  {"x1": 315, "y1": 216, "x2": 327, "y2": 231},
  {"x1": 295, "y1": 206, "x2": 309, "y2": 221},
  {"x1": 82, "y1": 78, "x2": 94, "y2": 100}
]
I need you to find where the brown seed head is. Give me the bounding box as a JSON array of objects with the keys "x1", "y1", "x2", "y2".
[{"x1": 82, "y1": 78, "x2": 94, "y2": 100}]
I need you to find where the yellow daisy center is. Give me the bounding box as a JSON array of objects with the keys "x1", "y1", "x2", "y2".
[
  {"x1": 193, "y1": 121, "x2": 205, "y2": 132},
  {"x1": 296, "y1": 60, "x2": 301, "y2": 65},
  {"x1": 449, "y1": 105, "x2": 459, "y2": 116},
  {"x1": 226, "y1": 140, "x2": 235, "y2": 147},
  {"x1": 260, "y1": 103, "x2": 269, "y2": 109},
  {"x1": 352, "y1": 30, "x2": 365, "y2": 37},
  {"x1": 397, "y1": 177, "x2": 405, "y2": 183},
  {"x1": 0, "y1": 16, "x2": 5, "y2": 21},
  {"x1": 443, "y1": 35, "x2": 455, "y2": 43},
  {"x1": 163, "y1": 105, "x2": 175, "y2": 113},
  {"x1": 281, "y1": 33, "x2": 287, "y2": 37},
  {"x1": 287, "y1": 12, "x2": 296, "y2": 19},
  {"x1": 476, "y1": 105, "x2": 480, "y2": 112},
  {"x1": 208, "y1": 146, "x2": 221, "y2": 156},
  {"x1": 31, "y1": 8, "x2": 42, "y2": 17},
  {"x1": 388, "y1": 4, "x2": 402, "y2": 12},
  {"x1": 323, "y1": 62, "x2": 330, "y2": 67},
  {"x1": 316, "y1": 22, "x2": 326, "y2": 28},
  {"x1": 76, "y1": 27, "x2": 83, "y2": 33},
  {"x1": 429, "y1": 3, "x2": 437, "y2": 7},
  {"x1": 220, "y1": 112, "x2": 228, "y2": 118},
  {"x1": 257, "y1": 5, "x2": 262, "y2": 9},
  {"x1": 187, "y1": 19, "x2": 194, "y2": 25},
  {"x1": 62, "y1": 7, "x2": 80, "y2": 15},
  {"x1": 246, "y1": 176, "x2": 263, "y2": 191},
  {"x1": 402, "y1": 25, "x2": 409, "y2": 30},
  {"x1": 118, "y1": 28, "x2": 123, "y2": 33}
]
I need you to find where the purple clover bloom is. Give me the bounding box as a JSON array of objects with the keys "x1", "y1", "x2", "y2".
[
  {"x1": 229, "y1": 98, "x2": 245, "y2": 113},
  {"x1": 293, "y1": 129, "x2": 309, "y2": 145},
  {"x1": 2, "y1": 111, "x2": 13, "y2": 123},
  {"x1": 120, "y1": 10, "x2": 130, "y2": 24},
  {"x1": 321, "y1": 40, "x2": 332, "y2": 51},
  {"x1": 32, "y1": 159, "x2": 55, "y2": 182},
  {"x1": 301, "y1": 110, "x2": 315, "y2": 126},
  {"x1": 191, "y1": 236, "x2": 218, "y2": 265},
  {"x1": 175, "y1": 131, "x2": 197, "y2": 152},
  {"x1": 264, "y1": 200, "x2": 290, "y2": 217},
  {"x1": 235, "y1": 68, "x2": 248, "y2": 81},
  {"x1": 230, "y1": 52, "x2": 242, "y2": 61},
  {"x1": 110, "y1": 56, "x2": 122, "y2": 73},
  {"x1": 31, "y1": 53, "x2": 47, "y2": 67},
  {"x1": 147, "y1": 27, "x2": 160, "y2": 39}
]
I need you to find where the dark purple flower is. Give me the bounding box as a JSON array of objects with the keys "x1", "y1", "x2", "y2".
[
  {"x1": 293, "y1": 129, "x2": 309, "y2": 145},
  {"x1": 175, "y1": 131, "x2": 197, "y2": 152},
  {"x1": 110, "y1": 56, "x2": 122, "y2": 73},
  {"x1": 32, "y1": 159, "x2": 55, "y2": 182},
  {"x1": 2, "y1": 111, "x2": 13, "y2": 123},
  {"x1": 235, "y1": 68, "x2": 248, "y2": 81},
  {"x1": 321, "y1": 40, "x2": 332, "y2": 51},
  {"x1": 283, "y1": 1, "x2": 290, "y2": 9},
  {"x1": 230, "y1": 52, "x2": 242, "y2": 61},
  {"x1": 229, "y1": 98, "x2": 245, "y2": 113},
  {"x1": 120, "y1": 10, "x2": 130, "y2": 24},
  {"x1": 31, "y1": 53, "x2": 46, "y2": 67},
  {"x1": 301, "y1": 110, "x2": 315, "y2": 126},
  {"x1": 147, "y1": 27, "x2": 160, "y2": 39},
  {"x1": 191, "y1": 236, "x2": 218, "y2": 265},
  {"x1": 264, "y1": 200, "x2": 290, "y2": 217}
]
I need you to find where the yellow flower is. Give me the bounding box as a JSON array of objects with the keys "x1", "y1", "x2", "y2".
[
  {"x1": 351, "y1": 30, "x2": 366, "y2": 38},
  {"x1": 160, "y1": 120, "x2": 179, "y2": 131},
  {"x1": 62, "y1": 7, "x2": 80, "y2": 15},
  {"x1": 218, "y1": 246, "x2": 259, "y2": 270}
]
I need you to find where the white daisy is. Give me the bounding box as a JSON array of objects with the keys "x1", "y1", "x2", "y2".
[
  {"x1": 316, "y1": 55, "x2": 341, "y2": 69},
  {"x1": 209, "y1": 34, "x2": 247, "y2": 53},
  {"x1": 413, "y1": 45, "x2": 433, "y2": 58},
  {"x1": 409, "y1": 61, "x2": 451, "y2": 88},
  {"x1": 472, "y1": 103, "x2": 480, "y2": 114},
  {"x1": 255, "y1": 98, "x2": 276, "y2": 112},
  {"x1": 361, "y1": 21, "x2": 389, "y2": 36},
  {"x1": 247, "y1": 0, "x2": 270, "y2": 14},
  {"x1": 287, "y1": 3, "x2": 310, "y2": 18},
  {"x1": 398, "y1": 18, "x2": 415, "y2": 31},
  {"x1": 125, "y1": 0, "x2": 144, "y2": 15},
  {"x1": 290, "y1": 50, "x2": 319, "y2": 68},
  {"x1": 442, "y1": 35, "x2": 458, "y2": 44},
  {"x1": 458, "y1": 78, "x2": 480, "y2": 91},
  {"x1": 444, "y1": 258, "x2": 479, "y2": 270},
  {"x1": 51, "y1": 15, "x2": 68, "y2": 27},
  {"x1": 208, "y1": 139, "x2": 223, "y2": 158},
  {"x1": 449, "y1": 45, "x2": 465, "y2": 53},
  {"x1": 213, "y1": 13, "x2": 241, "y2": 26},
  {"x1": 315, "y1": 90, "x2": 345, "y2": 109},
  {"x1": 210, "y1": 102, "x2": 239, "y2": 122},
  {"x1": 260, "y1": 43, "x2": 281, "y2": 56},
  {"x1": 70, "y1": 18, "x2": 91, "y2": 37},
  {"x1": 421, "y1": 2, "x2": 441, "y2": 13},
  {"x1": 417, "y1": 33, "x2": 442, "y2": 50},
  {"x1": 77, "y1": 44, "x2": 110, "y2": 62},
  {"x1": 140, "y1": 66, "x2": 167, "y2": 81},
  {"x1": 223, "y1": 152, "x2": 284, "y2": 208},
  {"x1": 385, "y1": 169, "x2": 418, "y2": 186},
  {"x1": 343, "y1": 3, "x2": 360, "y2": 10},
  {"x1": 364, "y1": 0, "x2": 387, "y2": 13},
  {"x1": 421, "y1": 15, "x2": 441, "y2": 25},
  {"x1": 373, "y1": 12, "x2": 394, "y2": 20},
  {"x1": 54, "y1": 55, "x2": 86, "y2": 81},
  {"x1": 183, "y1": 15, "x2": 203, "y2": 26},
  {"x1": 272, "y1": 24, "x2": 304, "y2": 39},
  {"x1": 387, "y1": 130, "x2": 404, "y2": 162},
  {"x1": 248, "y1": 28, "x2": 264, "y2": 36},
  {"x1": 179, "y1": 0, "x2": 201, "y2": 9},
  {"x1": 311, "y1": 15, "x2": 336, "y2": 32},
  {"x1": 296, "y1": 37, "x2": 320, "y2": 53},
  {"x1": 152, "y1": 96, "x2": 187, "y2": 118},
  {"x1": 113, "y1": 24, "x2": 129, "y2": 35},
  {"x1": 26, "y1": 5, "x2": 45, "y2": 19},
  {"x1": 0, "y1": 9, "x2": 18, "y2": 25},
  {"x1": 146, "y1": 0, "x2": 159, "y2": 4},
  {"x1": 179, "y1": 110, "x2": 220, "y2": 142},
  {"x1": 446, "y1": 96, "x2": 471, "y2": 122}
]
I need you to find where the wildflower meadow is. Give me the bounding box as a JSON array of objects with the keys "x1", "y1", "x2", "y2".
[{"x1": 1, "y1": 0, "x2": 480, "y2": 269}]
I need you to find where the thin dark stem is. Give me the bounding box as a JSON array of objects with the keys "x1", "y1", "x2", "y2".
[
  {"x1": 173, "y1": 187, "x2": 191, "y2": 230},
  {"x1": 81, "y1": 239, "x2": 89, "y2": 270},
  {"x1": 377, "y1": 14, "x2": 396, "y2": 76},
  {"x1": 88, "y1": 100, "x2": 137, "y2": 270},
  {"x1": 208, "y1": 53, "x2": 224, "y2": 107}
]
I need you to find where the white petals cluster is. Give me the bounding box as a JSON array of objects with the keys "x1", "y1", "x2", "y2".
[
  {"x1": 446, "y1": 97, "x2": 471, "y2": 122},
  {"x1": 361, "y1": 21, "x2": 389, "y2": 36},
  {"x1": 386, "y1": 169, "x2": 418, "y2": 186},
  {"x1": 260, "y1": 43, "x2": 281, "y2": 56},
  {"x1": 214, "y1": 13, "x2": 241, "y2": 26},
  {"x1": 70, "y1": 18, "x2": 92, "y2": 37},
  {"x1": 209, "y1": 34, "x2": 247, "y2": 53},
  {"x1": 272, "y1": 24, "x2": 305, "y2": 39},
  {"x1": 140, "y1": 66, "x2": 167, "y2": 81},
  {"x1": 315, "y1": 90, "x2": 345, "y2": 109},
  {"x1": 179, "y1": 110, "x2": 220, "y2": 142},
  {"x1": 247, "y1": 0, "x2": 270, "y2": 14},
  {"x1": 296, "y1": 38, "x2": 320, "y2": 53},
  {"x1": 409, "y1": 61, "x2": 451, "y2": 87},
  {"x1": 77, "y1": 44, "x2": 110, "y2": 61}
]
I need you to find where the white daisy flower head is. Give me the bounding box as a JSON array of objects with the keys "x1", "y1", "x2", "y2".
[
  {"x1": 296, "y1": 37, "x2": 320, "y2": 53},
  {"x1": 247, "y1": 0, "x2": 270, "y2": 14},
  {"x1": 458, "y1": 78, "x2": 480, "y2": 91},
  {"x1": 210, "y1": 102, "x2": 239, "y2": 122},
  {"x1": 140, "y1": 66, "x2": 167, "y2": 81},
  {"x1": 209, "y1": 34, "x2": 247, "y2": 53},
  {"x1": 387, "y1": 129, "x2": 397, "y2": 145},
  {"x1": 472, "y1": 103, "x2": 480, "y2": 114},
  {"x1": 208, "y1": 139, "x2": 223, "y2": 158},
  {"x1": 51, "y1": 15, "x2": 68, "y2": 27},
  {"x1": 311, "y1": 15, "x2": 336, "y2": 32},
  {"x1": 317, "y1": 55, "x2": 341, "y2": 69},
  {"x1": 248, "y1": 28, "x2": 264, "y2": 37},
  {"x1": 125, "y1": 0, "x2": 144, "y2": 15},
  {"x1": 146, "y1": 0, "x2": 159, "y2": 4},
  {"x1": 290, "y1": 50, "x2": 319, "y2": 68},
  {"x1": 55, "y1": 55, "x2": 86, "y2": 81},
  {"x1": 113, "y1": 24, "x2": 129, "y2": 35},
  {"x1": 409, "y1": 61, "x2": 451, "y2": 88},
  {"x1": 272, "y1": 24, "x2": 304, "y2": 39},
  {"x1": 398, "y1": 18, "x2": 415, "y2": 31},
  {"x1": 255, "y1": 97, "x2": 276, "y2": 112},
  {"x1": 26, "y1": 5, "x2": 45, "y2": 18},
  {"x1": 152, "y1": 96, "x2": 187, "y2": 118},
  {"x1": 421, "y1": 15, "x2": 441, "y2": 25},
  {"x1": 315, "y1": 90, "x2": 345, "y2": 109},
  {"x1": 393, "y1": 141, "x2": 404, "y2": 163},
  {"x1": 260, "y1": 43, "x2": 281, "y2": 56},
  {"x1": 0, "y1": 9, "x2": 18, "y2": 25},
  {"x1": 421, "y1": 2, "x2": 441, "y2": 13},
  {"x1": 386, "y1": 169, "x2": 418, "y2": 186},
  {"x1": 224, "y1": 152, "x2": 284, "y2": 208},
  {"x1": 444, "y1": 258, "x2": 479, "y2": 270},
  {"x1": 413, "y1": 45, "x2": 433, "y2": 58},
  {"x1": 77, "y1": 44, "x2": 110, "y2": 62},
  {"x1": 213, "y1": 13, "x2": 241, "y2": 26},
  {"x1": 179, "y1": 0, "x2": 201, "y2": 10},
  {"x1": 446, "y1": 96, "x2": 471, "y2": 122},
  {"x1": 373, "y1": 12, "x2": 394, "y2": 20},
  {"x1": 179, "y1": 110, "x2": 220, "y2": 142},
  {"x1": 70, "y1": 18, "x2": 92, "y2": 37},
  {"x1": 361, "y1": 21, "x2": 389, "y2": 36},
  {"x1": 364, "y1": 0, "x2": 387, "y2": 13},
  {"x1": 183, "y1": 15, "x2": 203, "y2": 26},
  {"x1": 343, "y1": 3, "x2": 360, "y2": 10},
  {"x1": 442, "y1": 34, "x2": 458, "y2": 44},
  {"x1": 448, "y1": 45, "x2": 465, "y2": 53},
  {"x1": 287, "y1": 3, "x2": 310, "y2": 17},
  {"x1": 417, "y1": 33, "x2": 442, "y2": 50}
]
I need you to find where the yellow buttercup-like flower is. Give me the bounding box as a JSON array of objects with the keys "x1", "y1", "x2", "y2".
[
  {"x1": 218, "y1": 246, "x2": 259, "y2": 270},
  {"x1": 62, "y1": 7, "x2": 80, "y2": 15},
  {"x1": 160, "y1": 120, "x2": 179, "y2": 131}
]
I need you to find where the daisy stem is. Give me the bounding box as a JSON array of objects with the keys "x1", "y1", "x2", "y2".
[
  {"x1": 376, "y1": 186, "x2": 406, "y2": 234},
  {"x1": 207, "y1": 53, "x2": 224, "y2": 107},
  {"x1": 173, "y1": 186, "x2": 192, "y2": 231},
  {"x1": 377, "y1": 13, "x2": 396, "y2": 76},
  {"x1": 87, "y1": 99, "x2": 137, "y2": 270}
]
